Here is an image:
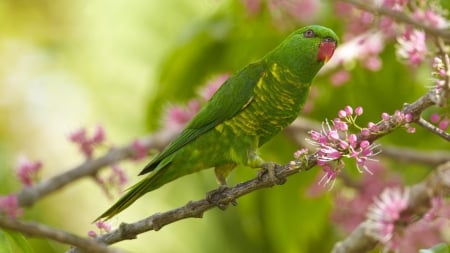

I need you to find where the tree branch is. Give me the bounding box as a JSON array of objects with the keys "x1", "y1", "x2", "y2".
[
  {"x1": 65, "y1": 85, "x2": 445, "y2": 252},
  {"x1": 331, "y1": 161, "x2": 450, "y2": 253},
  {"x1": 338, "y1": 0, "x2": 450, "y2": 40},
  {"x1": 0, "y1": 217, "x2": 122, "y2": 253},
  {"x1": 16, "y1": 130, "x2": 177, "y2": 208},
  {"x1": 65, "y1": 158, "x2": 314, "y2": 253},
  {"x1": 417, "y1": 117, "x2": 450, "y2": 141},
  {"x1": 381, "y1": 146, "x2": 450, "y2": 166}
]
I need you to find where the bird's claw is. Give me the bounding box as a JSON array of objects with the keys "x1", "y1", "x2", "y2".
[
  {"x1": 206, "y1": 185, "x2": 237, "y2": 210},
  {"x1": 257, "y1": 162, "x2": 286, "y2": 185}
]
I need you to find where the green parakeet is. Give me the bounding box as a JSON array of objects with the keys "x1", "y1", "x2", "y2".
[{"x1": 97, "y1": 25, "x2": 338, "y2": 221}]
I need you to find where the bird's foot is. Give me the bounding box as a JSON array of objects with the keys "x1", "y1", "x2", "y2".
[
  {"x1": 257, "y1": 162, "x2": 286, "y2": 185},
  {"x1": 206, "y1": 185, "x2": 237, "y2": 210}
]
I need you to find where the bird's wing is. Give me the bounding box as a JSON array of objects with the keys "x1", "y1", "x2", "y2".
[{"x1": 139, "y1": 62, "x2": 265, "y2": 175}]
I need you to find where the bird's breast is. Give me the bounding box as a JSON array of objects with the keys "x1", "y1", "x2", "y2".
[{"x1": 222, "y1": 67, "x2": 310, "y2": 144}]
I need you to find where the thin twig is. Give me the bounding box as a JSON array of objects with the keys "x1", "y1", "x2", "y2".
[
  {"x1": 417, "y1": 117, "x2": 450, "y2": 141},
  {"x1": 16, "y1": 130, "x2": 177, "y2": 208},
  {"x1": 381, "y1": 146, "x2": 450, "y2": 166},
  {"x1": 0, "y1": 217, "x2": 122, "y2": 253}
]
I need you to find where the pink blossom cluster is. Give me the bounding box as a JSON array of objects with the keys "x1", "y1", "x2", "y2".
[
  {"x1": 366, "y1": 189, "x2": 450, "y2": 252},
  {"x1": 131, "y1": 139, "x2": 149, "y2": 161},
  {"x1": 88, "y1": 220, "x2": 112, "y2": 238},
  {"x1": 366, "y1": 187, "x2": 409, "y2": 247},
  {"x1": 163, "y1": 74, "x2": 227, "y2": 131},
  {"x1": 430, "y1": 113, "x2": 449, "y2": 131},
  {"x1": 69, "y1": 125, "x2": 106, "y2": 159},
  {"x1": 330, "y1": 0, "x2": 448, "y2": 89},
  {"x1": 304, "y1": 106, "x2": 380, "y2": 187},
  {"x1": 15, "y1": 155, "x2": 42, "y2": 187},
  {"x1": 0, "y1": 195, "x2": 22, "y2": 218},
  {"x1": 164, "y1": 100, "x2": 201, "y2": 132},
  {"x1": 381, "y1": 110, "x2": 415, "y2": 133},
  {"x1": 95, "y1": 164, "x2": 129, "y2": 199},
  {"x1": 323, "y1": 164, "x2": 449, "y2": 252},
  {"x1": 108, "y1": 164, "x2": 128, "y2": 193},
  {"x1": 431, "y1": 56, "x2": 449, "y2": 106},
  {"x1": 396, "y1": 29, "x2": 427, "y2": 66},
  {"x1": 325, "y1": 162, "x2": 402, "y2": 233}
]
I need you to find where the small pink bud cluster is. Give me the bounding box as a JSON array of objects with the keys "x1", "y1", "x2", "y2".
[
  {"x1": 69, "y1": 125, "x2": 106, "y2": 159},
  {"x1": 95, "y1": 164, "x2": 129, "y2": 198},
  {"x1": 381, "y1": 110, "x2": 415, "y2": 133},
  {"x1": 109, "y1": 164, "x2": 128, "y2": 192},
  {"x1": 304, "y1": 106, "x2": 380, "y2": 187},
  {"x1": 430, "y1": 113, "x2": 449, "y2": 131},
  {"x1": 366, "y1": 187, "x2": 409, "y2": 251},
  {"x1": 15, "y1": 155, "x2": 42, "y2": 187},
  {"x1": 431, "y1": 56, "x2": 449, "y2": 106},
  {"x1": 131, "y1": 139, "x2": 149, "y2": 161},
  {"x1": 0, "y1": 195, "x2": 23, "y2": 218},
  {"x1": 88, "y1": 220, "x2": 112, "y2": 238},
  {"x1": 164, "y1": 100, "x2": 201, "y2": 132},
  {"x1": 413, "y1": 9, "x2": 448, "y2": 29}
]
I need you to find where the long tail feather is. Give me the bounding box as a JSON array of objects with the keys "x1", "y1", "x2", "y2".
[{"x1": 94, "y1": 171, "x2": 163, "y2": 221}]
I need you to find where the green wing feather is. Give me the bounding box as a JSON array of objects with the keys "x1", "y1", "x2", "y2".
[
  {"x1": 95, "y1": 62, "x2": 266, "y2": 221},
  {"x1": 139, "y1": 61, "x2": 266, "y2": 175}
]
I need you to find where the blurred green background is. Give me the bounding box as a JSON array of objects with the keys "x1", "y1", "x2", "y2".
[{"x1": 0, "y1": 0, "x2": 448, "y2": 252}]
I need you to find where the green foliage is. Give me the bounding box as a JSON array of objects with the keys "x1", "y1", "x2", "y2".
[
  {"x1": 0, "y1": 230, "x2": 33, "y2": 253},
  {"x1": 146, "y1": 1, "x2": 284, "y2": 129},
  {"x1": 420, "y1": 243, "x2": 450, "y2": 253}
]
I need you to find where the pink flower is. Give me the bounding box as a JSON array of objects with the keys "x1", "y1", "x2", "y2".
[
  {"x1": 364, "y1": 56, "x2": 382, "y2": 71},
  {"x1": 366, "y1": 187, "x2": 409, "y2": 248},
  {"x1": 380, "y1": 0, "x2": 407, "y2": 10},
  {"x1": 164, "y1": 100, "x2": 200, "y2": 131},
  {"x1": 397, "y1": 29, "x2": 427, "y2": 66},
  {"x1": 199, "y1": 74, "x2": 229, "y2": 101},
  {"x1": 0, "y1": 195, "x2": 23, "y2": 218},
  {"x1": 269, "y1": 0, "x2": 320, "y2": 24},
  {"x1": 318, "y1": 163, "x2": 341, "y2": 188},
  {"x1": 307, "y1": 106, "x2": 380, "y2": 174},
  {"x1": 109, "y1": 164, "x2": 128, "y2": 193},
  {"x1": 87, "y1": 230, "x2": 97, "y2": 238},
  {"x1": 88, "y1": 220, "x2": 112, "y2": 237},
  {"x1": 354, "y1": 106, "x2": 363, "y2": 116},
  {"x1": 96, "y1": 220, "x2": 112, "y2": 232},
  {"x1": 131, "y1": 139, "x2": 148, "y2": 160},
  {"x1": 242, "y1": 0, "x2": 262, "y2": 15},
  {"x1": 439, "y1": 118, "x2": 449, "y2": 130},
  {"x1": 330, "y1": 70, "x2": 350, "y2": 86},
  {"x1": 15, "y1": 155, "x2": 42, "y2": 187},
  {"x1": 413, "y1": 9, "x2": 448, "y2": 29},
  {"x1": 69, "y1": 125, "x2": 107, "y2": 158},
  {"x1": 293, "y1": 148, "x2": 308, "y2": 159},
  {"x1": 430, "y1": 113, "x2": 440, "y2": 123}
]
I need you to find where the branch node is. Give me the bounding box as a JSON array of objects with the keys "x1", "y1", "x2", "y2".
[
  {"x1": 184, "y1": 201, "x2": 204, "y2": 218},
  {"x1": 151, "y1": 213, "x2": 165, "y2": 231},
  {"x1": 118, "y1": 222, "x2": 136, "y2": 240},
  {"x1": 206, "y1": 186, "x2": 236, "y2": 210}
]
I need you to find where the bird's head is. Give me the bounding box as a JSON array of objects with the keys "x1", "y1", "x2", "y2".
[{"x1": 267, "y1": 25, "x2": 338, "y2": 83}]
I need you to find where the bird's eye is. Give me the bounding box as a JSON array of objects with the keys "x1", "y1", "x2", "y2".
[
  {"x1": 323, "y1": 37, "x2": 335, "y2": 43},
  {"x1": 304, "y1": 29, "x2": 315, "y2": 38}
]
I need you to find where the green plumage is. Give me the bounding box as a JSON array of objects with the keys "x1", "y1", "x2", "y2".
[{"x1": 97, "y1": 25, "x2": 338, "y2": 221}]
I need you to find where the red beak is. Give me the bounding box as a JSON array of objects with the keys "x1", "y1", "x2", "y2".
[{"x1": 318, "y1": 39, "x2": 337, "y2": 63}]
